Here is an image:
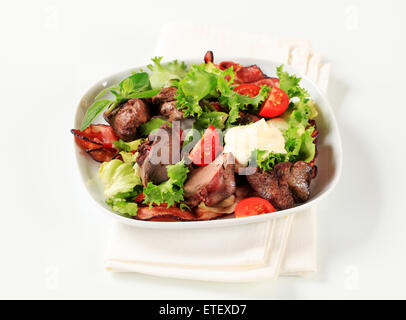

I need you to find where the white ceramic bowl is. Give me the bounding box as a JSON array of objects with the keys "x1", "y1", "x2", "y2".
[{"x1": 73, "y1": 58, "x2": 342, "y2": 229}]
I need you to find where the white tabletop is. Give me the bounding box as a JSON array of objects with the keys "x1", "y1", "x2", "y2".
[{"x1": 1, "y1": 0, "x2": 405, "y2": 299}]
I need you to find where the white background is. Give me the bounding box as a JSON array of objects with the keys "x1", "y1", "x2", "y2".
[{"x1": 1, "y1": 0, "x2": 405, "y2": 299}]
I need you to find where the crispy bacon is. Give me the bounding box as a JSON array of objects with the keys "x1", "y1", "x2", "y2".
[
  {"x1": 72, "y1": 124, "x2": 119, "y2": 162},
  {"x1": 306, "y1": 119, "x2": 319, "y2": 177},
  {"x1": 218, "y1": 61, "x2": 243, "y2": 72},
  {"x1": 253, "y1": 77, "x2": 280, "y2": 88},
  {"x1": 204, "y1": 50, "x2": 214, "y2": 64},
  {"x1": 71, "y1": 129, "x2": 102, "y2": 150},
  {"x1": 86, "y1": 148, "x2": 120, "y2": 163},
  {"x1": 136, "y1": 207, "x2": 198, "y2": 221},
  {"x1": 136, "y1": 205, "x2": 230, "y2": 222},
  {"x1": 235, "y1": 65, "x2": 267, "y2": 83},
  {"x1": 194, "y1": 208, "x2": 231, "y2": 220}
]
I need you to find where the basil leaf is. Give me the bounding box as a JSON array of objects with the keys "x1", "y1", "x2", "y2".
[
  {"x1": 126, "y1": 89, "x2": 161, "y2": 99},
  {"x1": 95, "y1": 85, "x2": 119, "y2": 100},
  {"x1": 119, "y1": 72, "x2": 151, "y2": 97},
  {"x1": 81, "y1": 99, "x2": 113, "y2": 130}
]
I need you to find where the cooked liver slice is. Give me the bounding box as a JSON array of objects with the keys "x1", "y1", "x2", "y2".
[
  {"x1": 184, "y1": 153, "x2": 236, "y2": 207},
  {"x1": 246, "y1": 161, "x2": 314, "y2": 210}
]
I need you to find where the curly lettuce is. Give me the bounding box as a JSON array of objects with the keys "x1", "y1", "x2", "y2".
[
  {"x1": 142, "y1": 160, "x2": 189, "y2": 208},
  {"x1": 217, "y1": 73, "x2": 270, "y2": 125},
  {"x1": 175, "y1": 64, "x2": 219, "y2": 117},
  {"x1": 147, "y1": 57, "x2": 188, "y2": 89},
  {"x1": 251, "y1": 149, "x2": 288, "y2": 171},
  {"x1": 274, "y1": 66, "x2": 318, "y2": 163},
  {"x1": 176, "y1": 63, "x2": 269, "y2": 126}
]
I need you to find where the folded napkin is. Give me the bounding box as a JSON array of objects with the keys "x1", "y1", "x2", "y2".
[{"x1": 105, "y1": 21, "x2": 329, "y2": 281}]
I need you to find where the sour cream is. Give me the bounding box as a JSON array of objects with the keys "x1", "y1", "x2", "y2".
[{"x1": 224, "y1": 118, "x2": 287, "y2": 166}]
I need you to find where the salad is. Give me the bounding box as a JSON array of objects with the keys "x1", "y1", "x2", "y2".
[{"x1": 71, "y1": 51, "x2": 318, "y2": 221}]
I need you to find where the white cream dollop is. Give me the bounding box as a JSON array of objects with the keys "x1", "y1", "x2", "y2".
[{"x1": 223, "y1": 118, "x2": 287, "y2": 166}]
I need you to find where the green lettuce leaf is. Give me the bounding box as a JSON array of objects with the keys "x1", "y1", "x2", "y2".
[
  {"x1": 147, "y1": 57, "x2": 188, "y2": 89},
  {"x1": 113, "y1": 138, "x2": 144, "y2": 152},
  {"x1": 251, "y1": 149, "x2": 288, "y2": 171},
  {"x1": 175, "y1": 64, "x2": 219, "y2": 117},
  {"x1": 142, "y1": 160, "x2": 189, "y2": 208},
  {"x1": 99, "y1": 159, "x2": 142, "y2": 198},
  {"x1": 298, "y1": 127, "x2": 316, "y2": 162},
  {"x1": 120, "y1": 151, "x2": 138, "y2": 164},
  {"x1": 139, "y1": 118, "x2": 171, "y2": 136},
  {"x1": 106, "y1": 198, "x2": 138, "y2": 216},
  {"x1": 277, "y1": 65, "x2": 310, "y2": 100},
  {"x1": 194, "y1": 111, "x2": 228, "y2": 130},
  {"x1": 275, "y1": 65, "x2": 318, "y2": 163}
]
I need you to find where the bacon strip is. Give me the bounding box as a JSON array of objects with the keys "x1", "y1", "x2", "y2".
[
  {"x1": 136, "y1": 206, "x2": 231, "y2": 222},
  {"x1": 235, "y1": 65, "x2": 267, "y2": 83},
  {"x1": 204, "y1": 51, "x2": 214, "y2": 64},
  {"x1": 86, "y1": 148, "x2": 120, "y2": 163},
  {"x1": 136, "y1": 207, "x2": 198, "y2": 221},
  {"x1": 218, "y1": 61, "x2": 242, "y2": 72},
  {"x1": 71, "y1": 129, "x2": 102, "y2": 150},
  {"x1": 306, "y1": 119, "x2": 319, "y2": 177}
]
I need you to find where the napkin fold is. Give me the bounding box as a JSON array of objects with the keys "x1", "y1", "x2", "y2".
[{"x1": 104, "y1": 21, "x2": 329, "y2": 281}]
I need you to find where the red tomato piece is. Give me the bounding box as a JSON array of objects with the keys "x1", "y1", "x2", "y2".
[
  {"x1": 253, "y1": 77, "x2": 280, "y2": 88},
  {"x1": 258, "y1": 87, "x2": 289, "y2": 118},
  {"x1": 234, "y1": 197, "x2": 276, "y2": 218},
  {"x1": 233, "y1": 84, "x2": 261, "y2": 97},
  {"x1": 189, "y1": 125, "x2": 223, "y2": 165}
]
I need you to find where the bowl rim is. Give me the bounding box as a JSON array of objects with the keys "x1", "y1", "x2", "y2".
[{"x1": 73, "y1": 57, "x2": 343, "y2": 229}]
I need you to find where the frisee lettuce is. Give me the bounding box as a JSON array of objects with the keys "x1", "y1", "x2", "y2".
[
  {"x1": 175, "y1": 63, "x2": 269, "y2": 127},
  {"x1": 175, "y1": 64, "x2": 219, "y2": 117},
  {"x1": 142, "y1": 160, "x2": 189, "y2": 208},
  {"x1": 277, "y1": 65, "x2": 310, "y2": 101},
  {"x1": 251, "y1": 149, "x2": 288, "y2": 171},
  {"x1": 276, "y1": 65, "x2": 318, "y2": 163},
  {"x1": 147, "y1": 57, "x2": 188, "y2": 89}
]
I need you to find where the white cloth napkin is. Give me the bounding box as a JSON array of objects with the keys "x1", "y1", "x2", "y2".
[{"x1": 104, "y1": 21, "x2": 329, "y2": 281}]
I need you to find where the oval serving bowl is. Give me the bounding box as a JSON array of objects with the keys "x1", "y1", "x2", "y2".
[{"x1": 73, "y1": 58, "x2": 343, "y2": 229}]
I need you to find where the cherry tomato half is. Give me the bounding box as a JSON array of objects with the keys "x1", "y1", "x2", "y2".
[
  {"x1": 189, "y1": 125, "x2": 223, "y2": 165},
  {"x1": 258, "y1": 87, "x2": 289, "y2": 118},
  {"x1": 233, "y1": 84, "x2": 261, "y2": 97},
  {"x1": 235, "y1": 197, "x2": 276, "y2": 218}
]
